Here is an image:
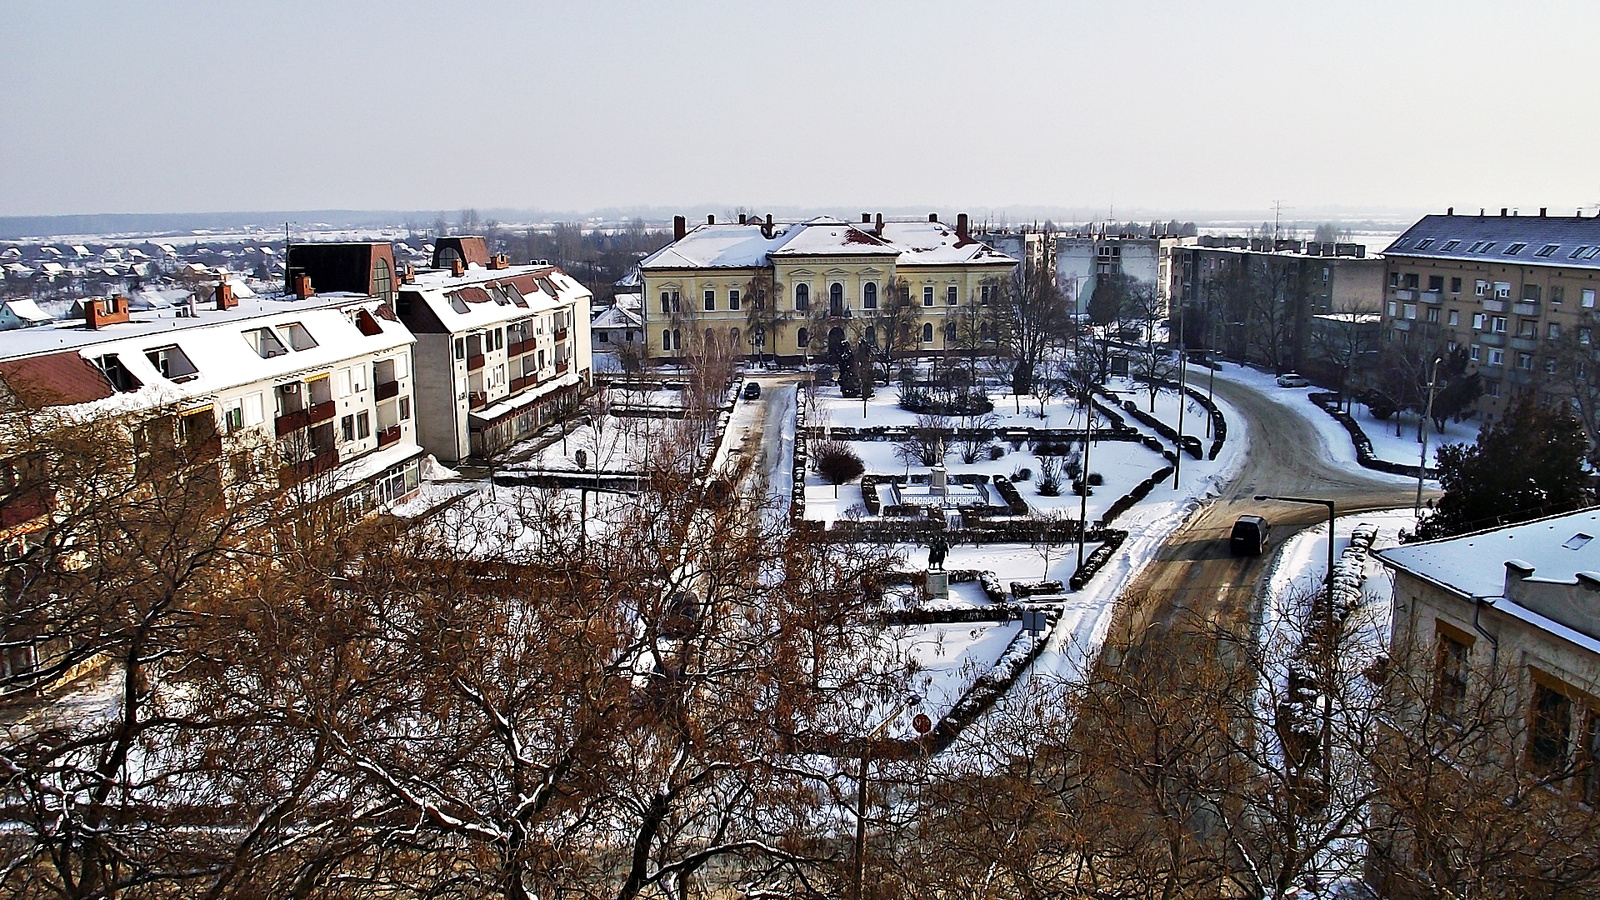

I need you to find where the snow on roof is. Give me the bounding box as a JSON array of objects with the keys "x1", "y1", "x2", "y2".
[
  {"x1": 403, "y1": 263, "x2": 592, "y2": 333},
  {"x1": 131, "y1": 288, "x2": 193, "y2": 310},
  {"x1": 1378, "y1": 508, "x2": 1600, "y2": 600},
  {"x1": 591, "y1": 304, "x2": 642, "y2": 329},
  {"x1": 1385, "y1": 213, "x2": 1600, "y2": 270},
  {"x1": 4, "y1": 298, "x2": 51, "y2": 324},
  {"x1": 639, "y1": 217, "x2": 1017, "y2": 272},
  {"x1": 611, "y1": 292, "x2": 641, "y2": 312}
]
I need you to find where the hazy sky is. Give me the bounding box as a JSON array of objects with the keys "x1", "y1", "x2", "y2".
[{"x1": 4, "y1": 1, "x2": 1599, "y2": 219}]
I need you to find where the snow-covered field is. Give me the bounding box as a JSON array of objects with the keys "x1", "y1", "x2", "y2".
[{"x1": 1349, "y1": 405, "x2": 1480, "y2": 470}]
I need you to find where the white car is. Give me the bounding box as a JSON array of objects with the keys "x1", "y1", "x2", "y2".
[{"x1": 1276, "y1": 373, "x2": 1310, "y2": 388}]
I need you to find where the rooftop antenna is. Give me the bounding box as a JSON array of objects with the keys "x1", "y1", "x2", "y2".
[{"x1": 1271, "y1": 200, "x2": 1295, "y2": 240}]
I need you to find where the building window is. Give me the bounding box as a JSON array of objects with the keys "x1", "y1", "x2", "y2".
[
  {"x1": 1475, "y1": 279, "x2": 1489, "y2": 297},
  {"x1": 1487, "y1": 348, "x2": 1504, "y2": 366},
  {"x1": 1504, "y1": 242, "x2": 1527, "y2": 255},
  {"x1": 357, "y1": 411, "x2": 370, "y2": 440},
  {"x1": 797, "y1": 327, "x2": 809, "y2": 349},
  {"x1": 399, "y1": 397, "x2": 410, "y2": 420},
  {"x1": 729, "y1": 327, "x2": 740, "y2": 345},
  {"x1": 1432, "y1": 631, "x2": 1469, "y2": 722},
  {"x1": 1551, "y1": 285, "x2": 1565, "y2": 304},
  {"x1": 1582, "y1": 327, "x2": 1593, "y2": 346},
  {"x1": 1428, "y1": 275, "x2": 1444, "y2": 291},
  {"x1": 454, "y1": 337, "x2": 465, "y2": 360},
  {"x1": 1517, "y1": 352, "x2": 1534, "y2": 371},
  {"x1": 372, "y1": 258, "x2": 392, "y2": 297},
  {"x1": 1490, "y1": 316, "x2": 1507, "y2": 333},
  {"x1": 864, "y1": 326, "x2": 877, "y2": 346},
  {"x1": 1448, "y1": 310, "x2": 1459, "y2": 326},
  {"x1": 1470, "y1": 344, "x2": 1481, "y2": 361},
  {"x1": 704, "y1": 289, "x2": 715, "y2": 311},
  {"x1": 1404, "y1": 273, "x2": 1420, "y2": 289},
  {"x1": 830, "y1": 282, "x2": 844, "y2": 314},
  {"x1": 923, "y1": 286, "x2": 935, "y2": 307},
  {"x1": 1546, "y1": 357, "x2": 1558, "y2": 374},
  {"x1": 863, "y1": 282, "x2": 877, "y2": 309},
  {"x1": 341, "y1": 415, "x2": 355, "y2": 443},
  {"x1": 1388, "y1": 300, "x2": 1399, "y2": 317},
  {"x1": 946, "y1": 285, "x2": 958, "y2": 305},
  {"x1": 1403, "y1": 303, "x2": 1417, "y2": 320},
  {"x1": 1518, "y1": 319, "x2": 1537, "y2": 338},
  {"x1": 1485, "y1": 379, "x2": 1500, "y2": 397},
  {"x1": 729, "y1": 289, "x2": 740, "y2": 310},
  {"x1": 1529, "y1": 682, "x2": 1574, "y2": 776},
  {"x1": 1473, "y1": 312, "x2": 1485, "y2": 330},
  {"x1": 1494, "y1": 282, "x2": 1511, "y2": 298},
  {"x1": 598, "y1": 331, "x2": 609, "y2": 343},
  {"x1": 1585, "y1": 289, "x2": 1598, "y2": 309},
  {"x1": 795, "y1": 283, "x2": 809, "y2": 312},
  {"x1": 1549, "y1": 322, "x2": 1561, "y2": 340},
  {"x1": 662, "y1": 329, "x2": 671, "y2": 351},
  {"x1": 1389, "y1": 272, "x2": 1400, "y2": 288},
  {"x1": 672, "y1": 328, "x2": 681, "y2": 351},
  {"x1": 754, "y1": 289, "x2": 765, "y2": 310},
  {"x1": 1523, "y1": 284, "x2": 1542, "y2": 303},
  {"x1": 1425, "y1": 307, "x2": 1438, "y2": 323},
  {"x1": 922, "y1": 322, "x2": 934, "y2": 343},
  {"x1": 1450, "y1": 277, "x2": 1462, "y2": 293}
]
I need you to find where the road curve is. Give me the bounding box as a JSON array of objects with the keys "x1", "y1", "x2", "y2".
[{"x1": 1107, "y1": 374, "x2": 1433, "y2": 662}]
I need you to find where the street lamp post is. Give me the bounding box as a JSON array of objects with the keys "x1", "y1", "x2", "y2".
[
  {"x1": 1205, "y1": 360, "x2": 1217, "y2": 438},
  {"x1": 1415, "y1": 356, "x2": 1443, "y2": 517},
  {"x1": 853, "y1": 694, "x2": 921, "y2": 900},
  {"x1": 1173, "y1": 304, "x2": 1187, "y2": 489},
  {"x1": 1078, "y1": 391, "x2": 1094, "y2": 570}
]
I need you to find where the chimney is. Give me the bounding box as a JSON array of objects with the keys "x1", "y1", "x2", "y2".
[
  {"x1": 402, "y1": 264, "x2": 415, "y2": 284},
  {"x1": 673, "y1": 215, "x2": 687, "y2": 242},
  {"x1": 1540, "y1": 207, "x2": 1547, "y2": 217},
  {"x1": 1447, "y1": 207, "x2": 1454, "y2": 215},
  {"x1": 85, "y1": 295, "x2": 131, "y2": 329},
  {"x1": 761, "y1": 214, "x2": 774, "y2": 239},
  {"x1": 862, "y1": 213, "x2": 871, "y2": 223},
  {"x1": 450, "y1": 257, "x2": 464, "y2": 277},
  {"x1": 291, "y1": 273, "x2": 314, "y2": 299},
  {"x1": 215, "y1": 279, "x2": 237, "y2": 310},
  {"x1": 928, "y1": 213, "x2": 939, "y2": 223},
  {"x1": 957, "y1": 212, "x2": 969, "y2": 240},
  {"x1": 1501, "y1": 208, "x2": 1508, "y2": 216},
  {"x1": 738, "y1": 213, "x2": 747, "y2": 225},
  {"x1": 875, "y1": 212, "x2": 883, "y2": 234},
  {"x1": 707, "y1": 214, "x2": 715, "y2": 225}
]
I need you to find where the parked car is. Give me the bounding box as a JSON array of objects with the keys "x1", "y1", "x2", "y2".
[
  {"x1": 742, "y1": 381, "x2": 761, "y2": 400},
  {"x1": 1230, "y1": 515, "x2": 1272, "y2": 556},
  {"x1": 1276, "y1": 373, "x2": 1310, "y2": 388}
]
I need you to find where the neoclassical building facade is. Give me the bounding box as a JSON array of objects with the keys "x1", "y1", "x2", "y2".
[{"x1": 638, "y1": 213, "x2": 1016, "y2": 363}]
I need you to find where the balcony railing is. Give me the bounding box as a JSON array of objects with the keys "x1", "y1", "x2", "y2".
[
  {"x1": 1395, "y1": 289, "x2": 1417, "y2": 301},
  {"x1": 510, "y1": 375, "x2": 530, "y2": 393},
  {"x1": 553, "y1": 328, "x2": 569, "y2": 342},
  {"x1": 469, "y1": 391, "x2": 487, "y2": 410},
  {"x1": 509, "y1": 339, "x2": 531, "y2": 356},
  {"x1": 1482, "y1": 298, "x2": 1506, "y2": 312},
  {"x1": 555, "y1": 360, "x2": 570, "y2": 374},
  {"x1": 274, "y1": 408, "x2": 308, "y2": 437},
  {"x1": 1420, "y1": 291, "x2": 1442, "y2": 304},
  {"x1": 1479, "y1": 332, "x2": 1505, "y2": 347},
  {"x1": 377, "y1": 425, "x2": 401, "y2": 448},
  {"x1": 0, "y1": 490, "x2": 53, "y2": 530},
  {"x1": 1510, "y1": 336, "x2": 1540, "y2": 352},
  {"x1": 280, "y1": 449, "x2": 340, "y2": 486},
  {"x1": 467, "y1": 354, "x2": 484, "y2": 371},
  {"x1": 375, "y1": 379, "x2": 400, "y2": 401},
  {"x1": 1392, "y1": 319, "x2": 1411, "y2": 331},
  {"x1": 307, "y1": 400, "x2": 336, "y2": 425},
  {"x1": 1513, "y1": 301, "x2": 1540, "y2": 316}
]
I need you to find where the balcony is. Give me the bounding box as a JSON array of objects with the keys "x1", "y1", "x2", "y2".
[
  {"x1": 469, "y1": 391, "x2": 487, "y2": 410},
  {"x1": 1420, "y1": 291, "x2": 1442, "y2": 304},
  {"x1": 467, "y1": 353, "x2": 485, "y2": 371},
  {"x1": 1392, "y1": 319, "x2": 1411, "y2": 332},
  {"x1": 375, "y1": 379, "x2": 400, "y2": 401},
  {"x1": 274, "y1": 408, "x2": 309, "y2": 438},
  {"x1": 1513, "y1": 301, "x2": 1540, "y2": 317},
  {"x1": 509, "y1": 339, "x2": 531, "y2": 356},
  {"x1": 510, "y1": 375, "x2": 530, "y2": 393},
  {"x1": 377, "y1": 425, "x2": 401, "y2": 448},
  {"x1": 554, "y1": 328, "x2": 569, "y2": 342},
  {"x1": 1395, "y1": 289, "x2": 1417, "y2": 301},
  {"x1": 1482, "y1": 298, "x2": 1506, "y2": 312},
  {"x1": 1479, "y1": 332, "x2": 1505, "y2": 347},
  {"x1": 307, "y1": 400, "x2": 336, "y2": 425},
  {"x1": 1511, "y1": 336, "x2": 1540, "y2": 352},
  {"x1": 1, "y1": 489, "x2": 53, "y2": 530},
  {"x1": 280, "y1": 449, "x2": 340, "y2": 487},
  {"x1": 555, "y1": 360, "x2": 570, "y2": 375}
]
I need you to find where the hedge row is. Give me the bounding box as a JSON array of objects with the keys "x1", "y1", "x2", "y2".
[
  {"x1": 1113, "y1": 394, "x2": 1204, "y2": 460},
  {"x1": 1309, "y1": 391, "x2": 1430, "y2": 478},
  {"x1": 790, "y1": 388, "x2": 809, "y2": 520},
  {"x1": 1069, "y1": 528, "x2": 1128, "y2": 590},
  {"x1": 1099, "y1": 464, "x2": 1175, "y2": 526},
  {"x1": 990, "y1": 474, "x2": 1030, "y2": 515},
  {"x1": 1150, "y1": 378, "x2": 1228, "y2": 460}
]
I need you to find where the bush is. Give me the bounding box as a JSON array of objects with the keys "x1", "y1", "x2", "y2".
[
  {"x1": 1012, "y1": 466, "x2": 1032, "y2": 482},
  {"x1": 1087, "y1": 472, "x2": 1104, "y2": 486},
  {"x1": 1038, "y1": 457, "x2": 1063, "y2": 496},
  {"x1": 989, "y1": 445, "x2": 1006, "y2": 461},
  {"x1": 813, "y1": 441, "x2": 865, "y2": 489}
]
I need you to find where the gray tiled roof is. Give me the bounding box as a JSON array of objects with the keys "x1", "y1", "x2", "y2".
[{"x1": 1385, "y1": 214, "x2": 1600, "y2": 271}]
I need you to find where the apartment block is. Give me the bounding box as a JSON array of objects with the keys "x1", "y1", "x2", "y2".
[{"x1": 1378, "y1": 210, "x2": 1600, "y2": 424}]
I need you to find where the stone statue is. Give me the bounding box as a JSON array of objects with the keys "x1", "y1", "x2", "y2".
[{"x1": 927, "y1": 536, "x2": 949, "y2": 572}]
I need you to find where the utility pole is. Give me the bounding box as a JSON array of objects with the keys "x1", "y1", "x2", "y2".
[{"x1": 1415, "y1": 357, "x2": 1443, "y2": 516}]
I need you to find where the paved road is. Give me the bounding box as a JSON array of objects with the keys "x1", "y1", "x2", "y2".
[{"x1": 1105, "y1": 375, "x2": 1433, "y2": 666}]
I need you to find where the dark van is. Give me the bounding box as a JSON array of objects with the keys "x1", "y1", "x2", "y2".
[{"x1": 1230, "y1": 515, "x2": 1271, "y2": 556}]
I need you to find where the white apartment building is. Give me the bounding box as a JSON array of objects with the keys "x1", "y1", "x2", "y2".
[{"x1": 392, "y1": 238, "x2": 593, "y2": 462}]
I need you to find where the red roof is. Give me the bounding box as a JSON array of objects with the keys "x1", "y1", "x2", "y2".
[{"x1": 0, "y1": 352, "x2": 115, "y2": 407}]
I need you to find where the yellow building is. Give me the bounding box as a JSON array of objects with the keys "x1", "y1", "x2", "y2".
[{"x1": 638, "y1": 213, "x2": 1016, "y2": 363}]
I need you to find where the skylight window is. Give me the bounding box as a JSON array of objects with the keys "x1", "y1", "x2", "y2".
[
  {"x1": 1586, "y1": 247, "x2": 1600, "y2": 260},
  {"x1": 281, "y1": 322, "x2": 318, "y2": 351},
  {"x1": 1415, "y1": 238, "x2": 1435, "y2": 250},
  {"x1": 1562, "y1": 533, "x2": 1592, "y2": 550},
  {"x1": 1504, "y1": 242, "x2": 1527, "y2": 255},
  {"x1": 1569, "y1": 246, "x2": 1591, "y2": 259},
  {"x1": 1535, "y1": 244, "x2": 1560, "y2": 258},
  {"x1": 145, "y1": 345, "x2": 199, "y2": 382},
  {"x1": 1479, "y1": 242, "x2": 1497, "y2": 253},
  {"x1": 243, "y1": 327, "x2": 289, "y2": 359},
  {"x1": 1469, "y1": 241, "x2": 1487, "y2": 252},
  {"x1": 1442, "y1": 240, "x2": 1460, "y2": 251},
  {"x1": 91, "y1": 353, "x2": 141, "y2": 392}
]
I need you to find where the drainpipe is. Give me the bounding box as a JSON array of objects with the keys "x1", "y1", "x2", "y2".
[{"x1": 1472, "y1": 596, "x2": 1500, "y2": 666}]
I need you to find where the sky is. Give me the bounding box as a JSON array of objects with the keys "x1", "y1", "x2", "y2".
[{"x1": 3, "y1": 0, "x2": 1599, "y2": 221}]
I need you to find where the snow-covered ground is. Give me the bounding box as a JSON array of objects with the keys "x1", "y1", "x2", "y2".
[
  {"x1": 879, "y1": 620, "x2": 1022, "y2": 730},
  {"x1": 1349, "y1": 405, "x2": 1481, "y2": 470}
]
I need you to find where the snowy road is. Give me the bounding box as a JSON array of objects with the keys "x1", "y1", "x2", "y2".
[{"x1": 1106, "y1": 371, "x2": 1434, "y2": 670}]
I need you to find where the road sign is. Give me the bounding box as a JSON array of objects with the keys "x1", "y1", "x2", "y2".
[
  {"x1": 1022, "y1": 609, "x2": 1048, "y2": 634},
  {"x1": 912, "y1": 713, "x2": 932, "y2": 734}
]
